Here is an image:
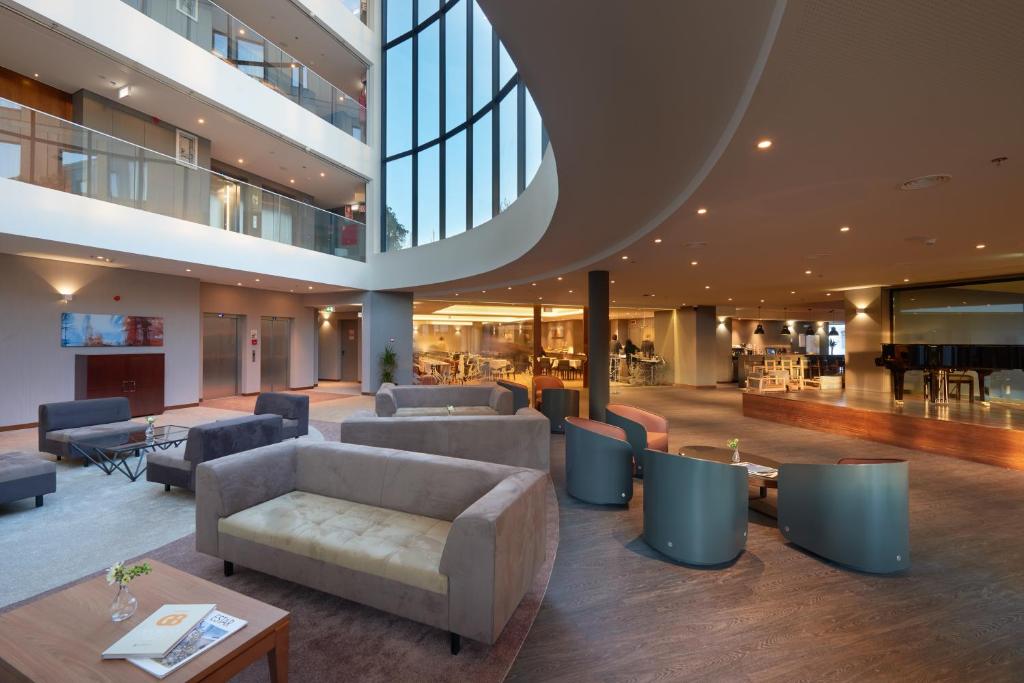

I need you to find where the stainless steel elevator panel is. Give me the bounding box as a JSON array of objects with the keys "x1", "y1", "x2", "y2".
[
  {"x1": 260, "y1": 317, "x2": 291, "y2": 392},
  {"x1": 202, "y1": 314, "x2": 240, "y2": 399}
]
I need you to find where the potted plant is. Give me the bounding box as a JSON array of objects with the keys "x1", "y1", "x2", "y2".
[{"x1": 379, "y1": 344, "x2": 398, "y2": 385}]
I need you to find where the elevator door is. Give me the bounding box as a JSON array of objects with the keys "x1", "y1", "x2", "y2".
[
  {"x1": 260, "y1": 317, "x2": 291, "y2": 392},
  {"x1": 340, "y1": 319, "x2": 360, "y2": 382},
  {"x1": 203, "y1": 314, "x2": 240, "y2": 399}
]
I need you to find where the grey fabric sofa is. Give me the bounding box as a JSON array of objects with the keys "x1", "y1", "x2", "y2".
[
  {"x1": 38, "y1": 397, "x2": 146, "y2": 461},
  {"x1": 375, "y1": 383, "x2": 513, "y2": 417},
  {"x1": 147, "y1": 415, "x2": 283, "y2": 492},
  {"x1": 778, "y1": 458, "x2": 910, "y2": 573},
  {"x1": 0, "y1": 452, "x2": 56, "y2": 508},
  {"x1": 254, "y1": 392, "x2": 309, "y2": 439},
  {"x1": 195, "y1": 441, "x2": 548, "y2": 652},
  {"x1": 338, "y1": 407, "x2": 550, "y2": 471}
]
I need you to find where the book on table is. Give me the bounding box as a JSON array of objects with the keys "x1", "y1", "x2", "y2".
[
  {"x1": 128, "y1": 611, "x2": 248, "y2": 679},
  {"x1": 736, "y1": 462, "x2": 778, "y2": 477},
  {"x1": 102, "y1": 604, "x2": 216, "y2": 660}
]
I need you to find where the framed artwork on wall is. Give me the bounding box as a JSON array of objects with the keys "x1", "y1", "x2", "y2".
[
  {"x1": 60, "y1": 313, "x2": 164, "y2": 347},
  {"x1": 176, "y1": 0, "x2": 198, "y2": 21},
  {"x1": 176, "y1": 129, "x2": 198, "y2": 168}
]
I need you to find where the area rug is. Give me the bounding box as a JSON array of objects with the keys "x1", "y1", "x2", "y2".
[{"x1": 7, "y1": 482, "x2": 559, "y2": 682}]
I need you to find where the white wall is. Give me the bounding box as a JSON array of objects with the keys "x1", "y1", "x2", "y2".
[
  {"x1": 0, "y1": 254, "x2": 200, "y2": 426},
  {"x1": 11, "y1": 0, "x2": 374, "y2": 179},
  {"x1": 200, "y1": 283, "x2": 317, "y2": 393},
  {"x1": 295, "y1": 0, "x2": 378, "y2": 64}
]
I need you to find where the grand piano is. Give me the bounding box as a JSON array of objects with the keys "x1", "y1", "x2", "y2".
[{"x1": 876, "y1": 344, "x2": 1024, "y2": 404}]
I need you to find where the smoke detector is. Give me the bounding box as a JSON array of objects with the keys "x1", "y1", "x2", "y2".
[{"x1": 898, "y1": 174, "x2": 951, "y2": 191}]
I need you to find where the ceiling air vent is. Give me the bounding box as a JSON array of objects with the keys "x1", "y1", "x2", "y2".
[{"x1": 898, "y1": 174, "x2": 951, "y2": 191}]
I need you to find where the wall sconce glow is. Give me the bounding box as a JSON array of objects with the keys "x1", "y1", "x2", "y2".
[{"x1": 60, "y1": 293, "x2": 74, "y2": 304}]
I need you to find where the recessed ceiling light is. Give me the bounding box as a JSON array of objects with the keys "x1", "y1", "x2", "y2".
[
  {"x1": 255, "y1": 278, "x2": 260, "y2": 282},
  {"x1": 320, "y1": 172, "x2": 325, "y2": 177},
  {"x1": 704, "y1": 285, "x2": 711, "y2": 290},
  {"x1": 611, "y1": 280, "x2": 616, "y2": 284},
  {"x1": 790, "y1": 291, "x2": 796, "y2": 294},
  {"x1": 289, "y1": 179, "x2": 295, "y2": 184},
  {"x1": 236, "y1": 282, "x2": 242, "y2": 286},
  {"x1": 185, "y1": 268, "x2": 192, "y2": 272},
  {"x1": 903, "y1": 278, "x2": 910, "y2": 282},
  {"x1": 197, "y1": 118, "x2": 205, "y2": 124},
  {"x1": 482, "y1": 290, "x2": 486, "y2": 294},
  {"x1": 237, "y1": 158, "x2": 244, "y2": 164},
  {"x1": 840, "y1": 226, "x2": 850, "y2": 232},
  {"x1": 760, "y1": 299, "x2": 765, "y2": 303},
  {"x1": 557, "y1": 276, "x2": 563, "y2": 281},
  {"x1": 238, "y1": 28, "x2": 245, "y2": 35},
  {"x1": 568, "y1": 289, "x2": 574, "y2": 293},
  {"x1": 826, "y1": 292, "x2": 832, "y2": 296},
  {"x1": 696, "y1": 208, "x2": 708, "y2": 215},
  {"x1": 33, "y1": 73, "x2": 39, "y2": 78},
  {"x1": 621, "y1": 255, "x2": 629, "y2": 260},
  {"x1": 805, "y1": 270, "x2": 813, "y2": 275},
  {"x1": 727, "y1": 298, "x2": 733, "y2": 302},
  {"x1": 756, "y1": 139, "x2": 773, "y2": 150},
  {"x1": 612, "y1": 300, "x2": 617, "y2": 303},
  {"x1": 455, "y1": 293, "x2": 460, "y2": 296},
  {"x1": 976, "y1": 243, "x2": 986, "y2": 249},
  {"x1": 690, "y1": 260, "x2": 698, "y2": 266},
  {"x1": 531, "y1": 282, "x2": 536, "y2": 286},
  {"x1": 507, "y1": 286, "x2": 512, "y2": 290},
  {"x1": 654, "y1": 238, "x2": 662, "y2": 244},
  {"x1": 538, "y1": 297, "x2": 543, "y2": 300},
  {"x1": 308, "y1": 286, "x2": 314, "y2": 290}
]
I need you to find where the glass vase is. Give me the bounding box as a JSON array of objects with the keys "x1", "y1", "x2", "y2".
[
  {"x1": 732, "y1": 449, "x2": 741, "y2": 463},
  {"x1": 145, "y1": 423, "x2": 155, "y2": 442},
  {"x1": 110, "y1": 584, "x2": 138, "y2": 623}
]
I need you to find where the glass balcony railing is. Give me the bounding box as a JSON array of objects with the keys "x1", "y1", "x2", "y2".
[
  {"x1": 121, "y1": 0, "x2": 367, "y2": 142},
  {"x1": 0, "y1": 98, "x2": 366, "y2": 262}
]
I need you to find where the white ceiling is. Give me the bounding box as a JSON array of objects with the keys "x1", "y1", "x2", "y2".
[
  {"x1": 416, "y1": 0, "x2": 1024, "y2": 312},
  {"x1": 0, "y1": 5, "x2": 366, "y2": 208}
]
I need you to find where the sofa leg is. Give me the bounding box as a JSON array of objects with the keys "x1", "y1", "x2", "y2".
[
  {"x1": 224, "y1": 561, "x2": 234, "y2": 577},
  {"x1": 164, "y1": 484, "x2": 171, "y2": 492},
  {"x1": 35, "y1": 495, "x2": 43, "y2": 508},
  {"x1": 450, "y1": 633, "x2": 461, "y2": 655}
]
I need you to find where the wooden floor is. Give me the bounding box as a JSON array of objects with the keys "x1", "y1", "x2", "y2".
[
  {"x1": 743, "y1": 389, "x2": 1024, "y2": 470},
  {"x1": 508, "y1": 386, "x2": 1024, "y2": 682}
]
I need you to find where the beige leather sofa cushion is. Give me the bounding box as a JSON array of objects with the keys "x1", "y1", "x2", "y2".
[{"x1": 219, "y1": 490, "x2": 452, "y2": 594}]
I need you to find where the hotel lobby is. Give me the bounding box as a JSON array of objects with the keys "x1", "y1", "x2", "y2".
[{"x1": 0, "y1": 0, "x2": 1023, "y2": 681}]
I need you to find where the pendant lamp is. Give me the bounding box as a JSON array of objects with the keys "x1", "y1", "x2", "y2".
[
  {"x1": 754, "y1": 306, "x2": 765, "y2": 335},
  {"x1": 827, "y1": 309, "x2": 839, "y2": 337},
  {"x1": 780, "y1": 308, "x2": 791, "y2": 336}
]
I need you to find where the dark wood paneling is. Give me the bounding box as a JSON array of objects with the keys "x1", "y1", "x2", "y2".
[
  {"x1": 74, "y1": 354, "x2": 165, "y2": 417},
  {"x1": 743, "y1": 391, "x2": 1024, "y2": 470},
  {"x1": 0, "y1": 67, "x2": 72, "y2": 119}
]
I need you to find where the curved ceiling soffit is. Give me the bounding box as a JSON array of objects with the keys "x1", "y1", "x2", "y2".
[{"x1": 437, "y1": 0, "x2": 789, "y2": 295}]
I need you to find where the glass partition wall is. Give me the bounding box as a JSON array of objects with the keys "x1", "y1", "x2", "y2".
[
  {"x1": 0, "y1": 98, "x2": 366, "y2": 260},
  {"x1": 382, "y1": 0, "x2": 546, "y2": 250},
  {"x1": 892, "y1": 278, "x2": 1024, "y2": 403}
]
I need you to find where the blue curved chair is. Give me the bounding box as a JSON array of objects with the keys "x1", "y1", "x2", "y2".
[
  {"x1": 642, "y1": 448, "x2": 748, "y2": 565},
  {"x1": 605, "y1": 404, "x2": 668, "y2": 478},
  {"x1": 497, "y1": 379, "x2": 530, "y2": 413},
  {"x1": 778, "y1": 458, "x2": 909, "y2": 573},
  {"x1": 564, "y1": 417, "x2": 634, "y2": 505}
]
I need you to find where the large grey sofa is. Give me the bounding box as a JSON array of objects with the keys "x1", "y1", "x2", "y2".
[
  {"x1": 254, "y1": 392, "x2": 309, "y2": 439},
  {"x1": 0, "y1": 452, "x2": 56, "y2": 509},
  {"x1": 375, "y1": 383, "x2": 513, "y2": 417},
  {"x1": 38, "y1": 397, "x2": 146, "y2": 462},
  {"x1": 338, "y1": 407, "x2": 550, "y2": 471},
  {"x1": 196, "y1": 441, "x2": 548, "y2": 653},
  {"x1": 147, "y1": 414, "x2": 283, "y2": 492}
]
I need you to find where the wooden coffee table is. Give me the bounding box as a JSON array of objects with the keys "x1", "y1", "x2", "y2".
[
  {"x1": 679, "y1": 445, "x2": 780, "y2": 518},
  {"x1": 0, "y1": 559, "x2": 289, "y2": 682}
]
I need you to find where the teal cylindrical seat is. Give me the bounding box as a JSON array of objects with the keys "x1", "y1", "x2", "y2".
[
  {"x1": 642, "y1": 448, "x2": 748, "y2": 565},
  {"x1": 565, "y1": 417, "x2": 634, "y2": 505},
  {"x1": 778, "y1": 459, "x2": 909, "y2": 573}
]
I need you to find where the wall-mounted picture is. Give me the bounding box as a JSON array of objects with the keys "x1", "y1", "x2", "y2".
[{"x1": 60, "y1": 313, "x2": 164, "y2": 347}]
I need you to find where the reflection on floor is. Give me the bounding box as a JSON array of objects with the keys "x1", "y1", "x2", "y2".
[{"x1": 509, "y1": 385, "x2": 1024, "y2": 681}]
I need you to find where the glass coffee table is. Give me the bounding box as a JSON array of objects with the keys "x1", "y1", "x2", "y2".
[
  {"x1": 678, "y1": 445, "x2": 780, "y2": 518},
  {"x1": 71, "y1": 426, "x2": 189, "y2": 482}
]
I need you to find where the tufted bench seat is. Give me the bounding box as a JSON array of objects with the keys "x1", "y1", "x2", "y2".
[{"x1": 0, "y1": 452, "x2": 57, "y2": 508}]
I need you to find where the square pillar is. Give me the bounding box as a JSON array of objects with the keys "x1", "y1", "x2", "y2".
[
  {"x1": 587, "y1": 271, "x2": 610, "y2": 420},
  {"x1": 360, "y1": 291, "x2": 413, "y2": 393},
  {"x1": 844, "y1": 287, "x2": 891, "y2": 393}
]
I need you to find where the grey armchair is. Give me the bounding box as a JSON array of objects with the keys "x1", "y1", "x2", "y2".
[
  {"x1": 38, "y1": 397, "x2": 145, "y2": 461},
  {"x1": 564, "y1": 417, "x2": 634, "y2": 505},
  {"x1": 496, "y1": 380, "x2": 530, "y2": 413},
  {"x1": 605, "y1": 404, "x2": 669, "y2": 478},
  {"x1": 642, "y1": 449, "x2": 748, "y2": 565},
  {"x1": 778, "y1": 458, "x2": 909, "y2": 573},
  {"x1": 147, "y1": 414, "x2": 283, "y2": 491},
  {"x1": 254, "y1": 392, "x2": 309, "y2": 439}
]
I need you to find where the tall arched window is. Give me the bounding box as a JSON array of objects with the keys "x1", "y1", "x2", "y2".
[{"x1": 382, "y1": 0, "x2": 546, "y2": 251}]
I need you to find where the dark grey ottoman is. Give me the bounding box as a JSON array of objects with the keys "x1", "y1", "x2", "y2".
[{"x1": 0, "y1": 452, "x2": 57, "y2": 508}]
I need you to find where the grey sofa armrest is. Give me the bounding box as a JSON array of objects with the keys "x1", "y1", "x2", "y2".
[
  {"x1": 255, "y1": 393, "x2": 309, "y2": 437},
  {"x1": 375, "y1": 383, "x2": 399, "y2": 416},
  {"x1": 440, "y1": 469, "x2": 547, "y2": 644},
  {"x1": 489, "y1": 386, "x2": 514, "y2": 415},
  {"x1": 194, "y1": 441, "x2": 298, "y2": 557}
]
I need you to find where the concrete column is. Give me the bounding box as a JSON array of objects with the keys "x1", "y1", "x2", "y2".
[
  {"x1": 715, "y1": 315, "x2": 734, "y2": 383},
  {"x1": 360, "y1": 291, "x2": 413, "y2": 393},
  {"x1": 587, "y1": 271, "x2": 610, "y2": 420},
  {"x1": 532, "y1": 305, "x2": 542, "y2": 374},
  {"x1": 844, "y1": 287, "x2": 891, "y2": 393},
  {"x1": 656, "y1": 306, "x2": 717, "y2": 387}
]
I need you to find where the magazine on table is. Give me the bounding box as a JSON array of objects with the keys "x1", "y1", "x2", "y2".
[
  {"x1": 737, "y1": 462, "x2": 778, "y2": 477},
  {"x1": 128, "y1": 611, "x2": 247, "y2": 679}
]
